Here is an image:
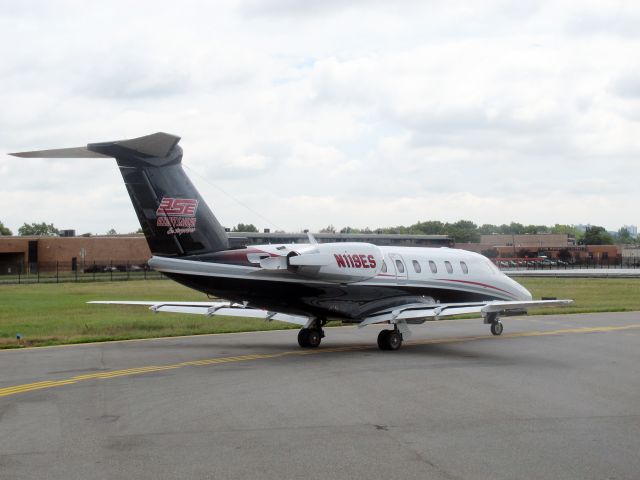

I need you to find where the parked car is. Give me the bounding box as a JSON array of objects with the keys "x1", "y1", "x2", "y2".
[{"x1": 83, "y1": 265, "x2": 104, "y2": 273}]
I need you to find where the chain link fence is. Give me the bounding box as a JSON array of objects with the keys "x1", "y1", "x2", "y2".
[
  {"x1": 0, "y1": 260, "x2": 165, "y2": 285},
  {"x1": 494, "y1": 258, "x2": 640, "y2": 271}
]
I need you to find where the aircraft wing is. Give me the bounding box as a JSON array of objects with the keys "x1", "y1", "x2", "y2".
[
  {"x1": 358, "y1": 299, "x2": 573, "y2": 327},
  {"x1": 89, "y1": 298, "x2": 572, "y2": 329},
  {"x1": 88, "y1": 300, "x2": 309, "y2": 326}
]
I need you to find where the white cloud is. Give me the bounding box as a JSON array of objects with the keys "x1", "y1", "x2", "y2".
[{"x1": 1, "y1": 0, "x2": 639, "y2": 234}]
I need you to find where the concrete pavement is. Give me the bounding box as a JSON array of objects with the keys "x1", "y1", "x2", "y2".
[{"x1": 1, "y1": 312, "x2": 639, "y2": 479}]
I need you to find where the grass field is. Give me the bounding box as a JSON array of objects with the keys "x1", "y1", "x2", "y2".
[{"x1": 0, "y1": 277, "x2": 639, "y2": 349}]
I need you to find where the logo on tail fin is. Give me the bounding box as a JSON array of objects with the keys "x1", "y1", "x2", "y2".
[{"x1": 156, "y1": 197, "x2": 199, "y2": 234}]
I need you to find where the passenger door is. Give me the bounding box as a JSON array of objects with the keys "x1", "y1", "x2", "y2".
[{"x1": 389, "y1": 253, "x2": 408, "y2": 284}]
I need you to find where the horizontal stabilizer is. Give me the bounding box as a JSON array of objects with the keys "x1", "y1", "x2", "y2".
[
  {"x1": 10, "y1": 132, "x2": 180, "y2": 159},
  {"x1": 10, "y1": 147, "x2": 108, "y2": 158},
  {"x1": 106, "y1": 132, "x2": 180, "y2": 158}
]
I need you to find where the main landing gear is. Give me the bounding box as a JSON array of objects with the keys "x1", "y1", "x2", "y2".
[
  {"x1": 377, "y1": 326, "x2": 403, "y2": 351},
  {"x1": 298, "y1": 319, "x2": 326, "y2": 348},
  {"x1": 485, "y1": 312, "x2": 504, "y2": 336}
]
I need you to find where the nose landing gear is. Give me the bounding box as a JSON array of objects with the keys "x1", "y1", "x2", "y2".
[
  {"x1": 485, "y1": 312, "x2": 504, "y2": 336},
  {"x1": 490, "y1": 320, "x2": 504, "y2": 336}
]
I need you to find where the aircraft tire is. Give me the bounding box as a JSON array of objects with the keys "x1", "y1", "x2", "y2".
[
  {"x1": 306, "y1": 329, "x2": 322, "y2": 348},
  {"x1": 490, "y1": 321, "x2": 504, "y2": 336},
  {"x1": 298, "y1": 328, "x2": 310, "y2": 347},
  {"x1": 377, "y1": 329, "x2": 402, "y2": 351},
  {"x1": 298, "y1": 328, "x2": 322, "y2": 348},
  {"x1": 377, "y1": 330, "x2": 389, "y2": 350}
]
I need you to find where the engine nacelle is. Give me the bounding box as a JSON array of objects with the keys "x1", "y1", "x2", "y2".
[{"x1": 287, "y1": 242, "x2": 383, "y2": 283}]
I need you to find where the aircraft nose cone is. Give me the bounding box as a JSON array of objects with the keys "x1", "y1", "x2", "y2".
[{"x1": 513, "y1": 279, "x2": 533, "y2": 300}]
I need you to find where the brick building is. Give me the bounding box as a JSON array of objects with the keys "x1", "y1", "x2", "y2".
[
  {"x1": 0, "y1": 236, "x2": 151, "y2": 274},
  {"x1": 457, "y1": 233, "x2": 620, "y2": 264},
  {"x1": 479, "y1": 234, "x2": 576, "y2": 248},
  {"x1": 0, "y1": 232, "x2": 453, "y2": 274},
  {"x1": 1, "y1": 232, "x2": 621, "y2": 274}
]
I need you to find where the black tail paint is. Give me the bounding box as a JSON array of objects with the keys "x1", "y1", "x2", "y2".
[
  {"x1": 11, "y1": 132, "x2": 229, "y2": 257},
  {"x1": 87, "y1": 133, "x2": 229, "y2": 257}
]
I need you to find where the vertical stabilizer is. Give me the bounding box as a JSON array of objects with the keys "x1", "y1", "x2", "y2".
[{"x1": 11, "y1": 133, "x2": 230, "y2": 257}]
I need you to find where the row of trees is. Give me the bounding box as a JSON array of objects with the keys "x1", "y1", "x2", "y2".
[
  {"x1": 0, "y1": 222, "x2": 141, "y2": 237},
  {"x1": 0, "y1": 221, "x2": 11, "y2": 236},
  {"x1": 322, "y1": 221, "x2": 635, "y2": 245},
  {"x1": 0, "y1": 221, "x2": 60, "y2": 236},
  {"x1": 1, "y1": 220, "x2": 636, "y2": 245}
]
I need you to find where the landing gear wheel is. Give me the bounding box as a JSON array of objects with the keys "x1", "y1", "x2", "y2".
[
  {"x1": 298, "y1": 328, "x2": 309, "y2": 347},
  {"x1": 490, "y1": 321, "x2": 504, "y2": 336},
  {"x1": 377, "y1": 329, "x2": 403, "y2": 351},
  {"x1": 298, "y1": 328, "x2": 322, "y2": 348},
  {"x1": 306, "y1": 329, "x2": 322, "y2": 348}
]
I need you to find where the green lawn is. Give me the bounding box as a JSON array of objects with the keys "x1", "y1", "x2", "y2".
[
  {"x1": 0, "y1": 280, "x2": 298, "y2": 348},
  {"x1": 0, "y1": 277, "x2": 638, "y2": 349},
  {"x1": 515, "y1": 277, "x2": 640, "y2": 314}
]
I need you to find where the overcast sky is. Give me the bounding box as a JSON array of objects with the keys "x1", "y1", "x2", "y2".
[{"x1": 1, "y1": 0, "x2": 639, "y2": 234}]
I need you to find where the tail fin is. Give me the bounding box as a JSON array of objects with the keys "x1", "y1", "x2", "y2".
[{"x1": 11, "y1": 133, "x2": 230, "y2": 257}]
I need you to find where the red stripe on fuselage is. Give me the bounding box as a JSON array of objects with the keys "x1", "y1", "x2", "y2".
[
  {"x1": 209, "y1": 247, "x2": 279, "y2": 266},
  {"x1": 435, "y1": 278, "x2": 515, "y2": 297}
]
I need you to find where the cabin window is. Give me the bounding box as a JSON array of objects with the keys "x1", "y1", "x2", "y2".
[
  {"x1": 412, "y1": 260, "x2": 421, "y2": 273},
  {"x1": 395, "y1": 259, "x2": 405, "y2": 273},
  {"x1": 429, "y1": 260, "x2": 437, "y2": 273},
  {"x1": 460, "y1": 261, "x2": 469, "y2": 274},
  {"x1": 445, "y1": 261, "x2": 453, "y2": 274},
  {"x1": 381, "y1": 261, "x2": 387, "y2": 273}
]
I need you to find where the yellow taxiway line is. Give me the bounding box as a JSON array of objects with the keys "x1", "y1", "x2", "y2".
[{"x1": 1, "y1": 324, "x2": 638, "y2": 399}]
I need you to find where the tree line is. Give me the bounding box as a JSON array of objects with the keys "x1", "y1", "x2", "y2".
[
  {"x1": 1, "y1": 220, "x2": 636, "y2": 245},
  {"x1": 0, "y1": 222, "x2": 140, "y2": 237},
  {"x1": 320, "y1": 221, "x2": 635, "y2": 245}
]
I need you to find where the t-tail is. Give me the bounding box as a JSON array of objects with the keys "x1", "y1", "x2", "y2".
[{"x1": 10, "y1": 132, "x2": 230, "y2": 257}]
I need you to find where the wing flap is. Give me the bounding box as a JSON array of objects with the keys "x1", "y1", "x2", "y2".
[
  {"x1": 88, "y1": 300, "x2": 309, "y2": 326},
  {"x1": 359, "y1": 299, "x2": 573, "y2": 327},
  {"x1": 88, "y1": 300, "x2": 229, "y2": 307},
  {"x1": 481, "y1": 299, "x2": 572, "y2": 313}
]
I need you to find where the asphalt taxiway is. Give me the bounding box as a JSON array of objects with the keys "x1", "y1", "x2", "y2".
[{"x1": 1, "y1": 312, "x2": 639, "y2": 480}]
